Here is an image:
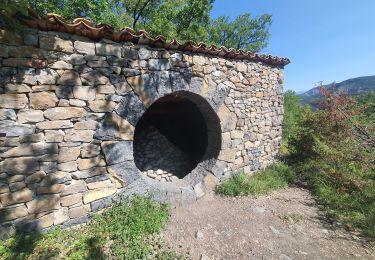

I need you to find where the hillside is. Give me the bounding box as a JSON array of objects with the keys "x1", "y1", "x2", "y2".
[{"x1": 299, "y1": 75, "x2": 375, "y2": 104}]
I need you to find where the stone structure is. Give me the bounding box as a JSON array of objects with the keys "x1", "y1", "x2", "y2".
[{"x1": 0, "y1": 17, "x2": 288, "y2": 235}]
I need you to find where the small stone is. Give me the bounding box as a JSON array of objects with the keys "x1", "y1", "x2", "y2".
[
  {"x1": 138, "y1": 48, "x2": 151, "y2": 60},
  {"x1": 270, "y1": 225, "x2": 280, "y2": 235},
  {"x1": 35, "y1": 68, "x2": 59, "y2": 84},
  {"x1": 81, "y1": 143, "x2": 101, "y2": 158},
  {"x1": 77, "y1": 157, "x2": 106, "y2": 170},
  {"x1": 87, "y1": 180, "x2": 113, "y2": 190},
  {"x1": 44, "y1": 130, "x2": 65, "y2": 142},
  {"x1": 81, "y1": 70, "x2": 109, "y2": 86},
  {"x1": 9, "y1": 181, "x2": 26, "y2": 191},
  {"x1": 195, "y1": 230, "x2": 204, "y2": 240},
  {"x1": 39, "y1": 35, "x2": 73, "y2": 53}
]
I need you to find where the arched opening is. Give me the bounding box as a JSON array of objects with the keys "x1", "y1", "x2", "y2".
[{"x1": 133, "y1": 91, "x2": 221, "y2": 181}]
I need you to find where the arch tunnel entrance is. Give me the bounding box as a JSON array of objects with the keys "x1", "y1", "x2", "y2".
[{"x1": 133, "y1": 91, "x2": 221, "y2": 182}]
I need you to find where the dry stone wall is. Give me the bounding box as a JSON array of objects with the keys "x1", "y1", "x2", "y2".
[{"x1": 0, "y1": 28, "x2": 285, "y2": 236}]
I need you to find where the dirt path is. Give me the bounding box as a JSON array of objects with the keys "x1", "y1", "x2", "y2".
[{"x1": 161, "y1": 187, "x2": 374, "y2": 259}]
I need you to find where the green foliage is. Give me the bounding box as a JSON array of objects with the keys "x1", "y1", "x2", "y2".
[
  {"x1": 284, "y1": 90, "x2": 375, "y2": 237},
  {"x1": 1, "y1": 0, "x2": 272, "y2": 52},
  {"x1": 215, "y1": 163, "x2": 295, "y2": 197},
  {"x1": 207, "y1": 13, "x2": 272, "y2": 52},
  {"x1": 0, "y1": 196, "x2": 178, "y2": 259}
]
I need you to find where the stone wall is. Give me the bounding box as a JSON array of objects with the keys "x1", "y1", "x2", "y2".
[{"x1": 0, "y1": 28, "x2": 285, "y2": 236}]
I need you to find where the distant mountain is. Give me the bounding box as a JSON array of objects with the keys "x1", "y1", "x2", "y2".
[{"x1": 299, "y1": 75, "x2": 375, "y2": 105}]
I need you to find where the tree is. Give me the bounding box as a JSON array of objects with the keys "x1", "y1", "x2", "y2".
[
  {"x1": 1, "y1": 0, "x2": 272, "y2": 52},
  {"x1": 207, "y1": 13, "x2": 272, "y2": 52}
]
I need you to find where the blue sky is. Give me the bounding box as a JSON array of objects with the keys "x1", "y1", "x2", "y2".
[{"x1": 211, "y1": 0, "x2": 375, "y2": 92}]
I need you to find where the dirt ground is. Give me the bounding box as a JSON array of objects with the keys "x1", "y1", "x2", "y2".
[{"x1": 161, "y1": 187, "x2": 375, "y2": 260}]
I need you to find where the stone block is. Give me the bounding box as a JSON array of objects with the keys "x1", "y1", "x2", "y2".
[
  {"x1": 87, "y1": 179, "x2": 113, "y2": 190},
  {"x1": 81, "y1": 143, "x2": 101, "y2": 158},
  {"x1": 148, "y1": 59, "x2": 170, "y2": 70},
  {"x1": 88, "y1": 100, "x2": 116, "y2": 112},
  {"x1": 69, "y1": 205, "x2": 89, "y2": 218},
  {"x1": 2, "y1": 157, "x2": 39, "y2": 175},
  {"x1": 57, "y1": 161, "x2": 77, "y2": 172},
  {"x1": 0, "y1": 184, "x2": 10, "y2": 194},
  {"x1": 17, "y1": 110, "x2": 44, "y2": 123},
  {"x1": 60, "y1": 180, "x2": 87, "y2": 196},
  {"x1": 44, "y1": 107, "x2": 86, "y2": 120},
  {"x1": 80, "y1": 70, "x2": 109, "y2": 86},
  {"x1": 26, "y1": 194, "x2": 61, "y2": 214},
  {"x1": 2, "y1": 142, "x2": 57, "y2": 158},
  {"x1": 69, "y1": 99, "x2": 86, "y2": 107},
  {"x1": 54, "y1": 207, "x2": 69, "y2": 225},
  {"x1": 94, "y1": 113, "x2": 134, "y2": 141},
  {"x1": 37, "y1": 184, "x2": 65, "y2": 194},
  {"x1": 0, "y1": 109, "x2": 16, "y2": 120},
  {"x1": 58, "y1": 146, "x2": 80, "y2": 163},
  {"x1": 0, "y1": 120, "x2": 35, "y2": 137},
  {"x1": 74, "y1": 120, "x2": 98, "y2": 130},
  {"x1": 0, "y1": 188, "x2": 33, "y2": 206},
  {"x1": 61, "y1": 193, "x2": 82, "y2": 206},
  {"x1": 77, "y1": 157, "x2": 106, "y2": 171},
  {"x1": 115, "y1": 92, "x2": 145, "y2": 126},
  {"x1": 96, "y1": 43, "x2": 121, "y2": 57},
  {"x1": 56, "y1": 85, "x2": 73, "y2": 98},
  {"x1": 29, "y1": 92, "x2": 58, "y2": 109},
  {"x1": 45, "y1": 130, "x2": 65, "y2": 142},
  {"x1": 0, "y1": 94, "x2": 28, "y2": 109},
  {"x1": 0, "y1": 206, "x2": 28, "y2": 222},
  {"x1": 74, "y1": 41, "x2": 95, "y2": 55},
  {"x1": 107, "y1": 161, "x2": 142, "y2": 185},
  {"x1": 57, "y1": 70, "x2": 81, "y2": 85},
  {"x1": 138, "y1": 47, "x2": 151, "y2": 60},
  {"x1": 7, "y1": 175, "x2": 25, "y2": 183},
  {"x1": 18, "y1": 134, "x2": 43, "y2": 144},
  {"x1": 50, "y1": 60, "x2": 73, "y2": 69},
  {"x1": 5, "y1": 83, "x2": 32, "y2": 93},
  {"x1": 35, "y1": 68, "x2": 59, "y2": 84},
  {"x1": 9, "y1": 181, "x2": 26, "y2": 191},
  {"x1": 83, "y1": 187, "x2": 117, "y2": 204},
  {"x1": 72, "y1": 167, "x2": 107, "y2": 179},
  {"x1": 40, "y1": 171, "x2": 71, "y2": 186},
  {"x1": 64, "y1": 129, "x2": 95, "y2": 142},
  {"x1": 25, "y1": 171, "x2": 46, "y2": 184},
  {"x1": 36, "y1": 120, "x2": 73, "y2": 129},
  {"x1": 101, "y1": 141, "x2": 133, "y2": 165},
  {"x1": 73, "y1": 85, "x2": 96, "y2": 101},
  {"x1": 39, "y1": 35, "x2": 73, "y2": 53}
]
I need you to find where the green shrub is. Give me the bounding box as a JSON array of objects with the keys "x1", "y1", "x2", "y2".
[
  {"x1": 215, "y1": 163, "x2": 295, "y2": 196},
  {"x1": 0, "y1": 196, "x2": 179, "y2": 260}
]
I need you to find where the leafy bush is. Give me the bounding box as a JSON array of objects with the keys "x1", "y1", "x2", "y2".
[
  {"x1": 283, "y1": 89, "x2": 375, "y2": 237},
  {"x1": 0, "y1": 196, "x2": 179, "y2": 259},
  {"x1": 215, "y1": 163, "x2": 295, "y2": 196}
]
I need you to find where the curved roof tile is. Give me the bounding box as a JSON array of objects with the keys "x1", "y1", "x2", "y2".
[{"x1": 20, "y1": 14, "x2": 290, "y2": 66}]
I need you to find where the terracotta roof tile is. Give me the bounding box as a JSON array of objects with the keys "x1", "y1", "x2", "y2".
[{"x1": 20, "y1": 14, "x2": 290, "y2": 66}]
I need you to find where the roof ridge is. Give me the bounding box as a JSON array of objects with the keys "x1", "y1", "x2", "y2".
[{"x1": 19, "y1": 13, "x2": 290, "y2": 66}]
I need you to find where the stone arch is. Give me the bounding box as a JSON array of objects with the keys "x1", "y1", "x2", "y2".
[{"x1": 133, "y1": 91, "x2": 221, "y2": 183}]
